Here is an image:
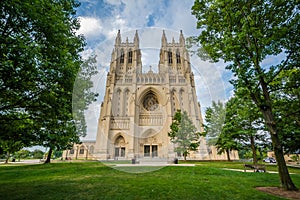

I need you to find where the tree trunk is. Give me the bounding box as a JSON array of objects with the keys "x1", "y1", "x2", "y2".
[
  {"x1": 250, "y1": 135, "x2": 257, "y2": 164},
  {"x1": 259, "y1": 147, "x2": 263, "y2": 161},
  {"x1": 249, "y1": 74, "x2": 298, "y2": 191},
  {"x1": 262, "y1": 109, "x2": 298, "y2": 191},
  {"x1": 44, "y1": 147, "x2": 53, "y2": 164},
  {"x1": 5, "y1": 152, "x2": 9, "y2": 164},
  {"x1": 226, "y1": 149, "x2": 231, "y2": 161},
  {"x1": 270, "y1": 131, "x2": 298, "y2": 190}
]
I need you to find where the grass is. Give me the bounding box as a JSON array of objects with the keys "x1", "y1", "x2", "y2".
[{"x1": 0, "y1": 161, "x2": 299, "y2": 200}]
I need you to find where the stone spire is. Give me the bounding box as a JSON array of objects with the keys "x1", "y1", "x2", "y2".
[
  {"x1": 161, "y1": 30, "x2": 167, "y2": 47},
  {"x1": 179, "y1": 30, "x2": 185, "y2": 46},
  {"x1": 134, "y1": 30, "x2": 139, "y2": 48},
  {"x1": 115, "y1": 30, "x2": 121, "y2": 46}
]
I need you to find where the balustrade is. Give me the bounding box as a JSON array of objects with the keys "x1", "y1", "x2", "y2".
[
  {"x1": 139, "y1": 114, "x2": 163, "y2": 126},
  {"x1": 110, "y1": 117, "x2": 130, "y2": 129}
]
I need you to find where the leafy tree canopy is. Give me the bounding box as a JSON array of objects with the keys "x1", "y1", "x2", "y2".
[
  {"x1": 0, "y1": 0, "x2": 97, "y2": 163},
  {"x1": 204, "y1": 100, "x2": 226, "y2": 145},
  {"x1": 168, "y1": 110, "x2": 200, "y2": 160},
  {"x1": 192, "y1": 0, "x2": 299, "y2": 190}
]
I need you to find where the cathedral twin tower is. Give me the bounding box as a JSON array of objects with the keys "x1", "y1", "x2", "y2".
[{"x1": 94, "y1": 30, "x2": 207, "y2": 160}]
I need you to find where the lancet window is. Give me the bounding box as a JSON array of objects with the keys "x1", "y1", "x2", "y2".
[
  {"x1": 128, "y1": 50, "x2": 132, "y2": 63},
  {"x1": 120, "y1": 49, "x2": 124, "y2": 64},
  {"x1": 176, "y1": 49, "x2": 181, "y2": 64},
  {"x1": 124, "y1": 89, "x2": 130, "y2": 116},
  {"x1": 168, "y1": 51, "x2": 172, "y2": 64}
]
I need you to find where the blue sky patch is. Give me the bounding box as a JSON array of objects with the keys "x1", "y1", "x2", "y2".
[{"x1": 147, "y1": 14, "x2": 155, "y2": 27}]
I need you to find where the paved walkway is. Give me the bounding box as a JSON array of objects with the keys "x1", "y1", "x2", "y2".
[
  {"x1": 114, "y1": 163, "x2": 195, "y2": 167},
  {"x1": 222, "y1": 168, "x2": 296, "y2": 174},
  {"x1": 0, "y1": 159, "x2": 42, "y2": 164}
]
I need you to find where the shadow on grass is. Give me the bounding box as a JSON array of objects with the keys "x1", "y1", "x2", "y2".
[{"x1": 0, "y1": 162, "x2": 299, "y2": 200}]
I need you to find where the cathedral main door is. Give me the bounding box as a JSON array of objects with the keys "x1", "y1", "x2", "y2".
[
  {"x1": 114, "y1": 135, "x2": 126, "y2": 158},
  {"x1": 144, "y1": 145, "x2": 158, "y2": 157}
]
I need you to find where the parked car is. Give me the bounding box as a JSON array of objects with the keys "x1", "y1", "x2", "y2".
[{"x1": 263, "y1": 157, "x2": 276, "y2": 163}]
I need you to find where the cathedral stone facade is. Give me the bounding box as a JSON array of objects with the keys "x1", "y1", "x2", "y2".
[
  {"x1": 95, "y1": 30, "x2": 207, "y2": 161},
  {"x1": 63, "y1": 30, "x2": 239, "y2": 161}
]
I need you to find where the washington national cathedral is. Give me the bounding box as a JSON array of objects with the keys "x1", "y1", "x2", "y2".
[{"x1": 63, "y1": 30, "x2": 239, "y2": 161}]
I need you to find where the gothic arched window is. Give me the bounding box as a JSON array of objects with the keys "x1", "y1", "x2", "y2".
[
  {"x1": 172, "y1": 90, "x2": 177, "y2": 114},
  {"x1": 120, "y1": 49, "x2": 124, "y2": 64},
  {"x1": 89, "y1": 146, "x2": 94, "y2": 154},
  {"x1": 168, "y1": 51, "x2": 172, "y2": 64},
  {"x1": 180, "y1": 89, "x2": 184, "y2": 109},
  {"x1": 79, "y1": 146, "x2": 85, "y2": 154},
  {"x1": 113, "y1": 89, "x2": 121, "y2": 116},
  {"x1": 117, "y1": 89, "x2": 121, "y2": 116},
  {"x1": 176, "y1": 49, "x2": 181, "y2": 64},
  {"x1": 124, "y1": 89, "x2": 130, "y2": 116},
  {"x1": 128, "y1": 50, "x2": 132, "y2": 63}
]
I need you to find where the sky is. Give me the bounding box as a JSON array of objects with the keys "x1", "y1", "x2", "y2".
[{"x1": 75, "y1": 0, "x2": 234, "y2": 140}]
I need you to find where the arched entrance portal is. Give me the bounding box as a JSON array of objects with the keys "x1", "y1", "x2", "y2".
[{"x1": 114, "y1": 135, "x2": 125, "y2": 158}]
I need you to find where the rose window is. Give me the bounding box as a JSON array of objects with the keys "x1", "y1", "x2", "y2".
[{"x1": 143, "y1": 93, "x2": 159, "y2": 111}]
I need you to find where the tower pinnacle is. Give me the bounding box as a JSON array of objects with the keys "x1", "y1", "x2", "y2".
[
  {"x1": 179, "y1": 30, "x2": 185, "y2": 46},
  {"x1": 134, "y1": 30, "x2": 139, "y2": 48},
  {"x1": 115, "y1": 30, "x2": 121, "y2": 46},
  {"x1": 161, "y1": 30, "x2": 167, "y2": 47}
]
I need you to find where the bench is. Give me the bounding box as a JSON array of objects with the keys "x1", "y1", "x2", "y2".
[{"x1": 244, "y1": 164, "x2": 266, "y2": 172}]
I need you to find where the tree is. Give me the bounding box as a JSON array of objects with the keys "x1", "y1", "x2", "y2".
[
  {"x1": 0, "y1": 0, "x2": 97, "y2": 163},
  {"x1": 31, "y1": 149, "x2": 44, "y2": 159},
  {"x1": 204, "y1": 101, "x2": 226, "y2": 145},
  {"x1": 214, "y1": 132, "x2": 238, "y2": 161},
  {"x1": 41, "y1": 55, "x2": 98, "y2": 163},
  {"x1": 223, "y1": 94, "x2": 270, "y2": 164},
  {"x1": 204, "y1": 100, "x2": 239, "y2": 161},
  {"x1": 204, "y1": 98, "x2": 268, "y2": 162},
  {"x1": 0, "y1": 114, "x2": 35, "y2": 163},
  {"x1": 14, "y1": 149, "x2": 31, "y2": 161},
  {"x1": 168, "y1": 110, "x2": 200, "y2": 160},
  {"x1": 192, "y1": 0, "x2": 299, "y2": 190},
  {"x1": 72, "y1": 55, "x2": 98, "y2": 137}
]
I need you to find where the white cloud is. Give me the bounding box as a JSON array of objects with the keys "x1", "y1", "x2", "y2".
[
  {"x1": 111, "y1": 15, "x2": 127, "y2": 31},
  {"x1": 77, "y1": 17, "x2": 102, "y2": 39},
  {"x1": 80, "y1": 48, "x2": 94, "y2": 60},
  {"x1": 103, "y1": 0, "x2": 122, "y2": 6},
  {"x1": 91, "y1": 15, "x2": 129, "y2": 42},
  {"x1": 154, "y1": 1, "x2": 198, "y2": 36},
  {"x1": 191, "y1": 59, "x2": 227, "y2": 107},
  {"x1": 120, "y1": 0, "x2": 163, "y2": 28}
]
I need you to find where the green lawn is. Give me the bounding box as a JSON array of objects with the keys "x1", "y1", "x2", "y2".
[{"x1": 0, "y1": 161, "x2": 299, "y2": 200}]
